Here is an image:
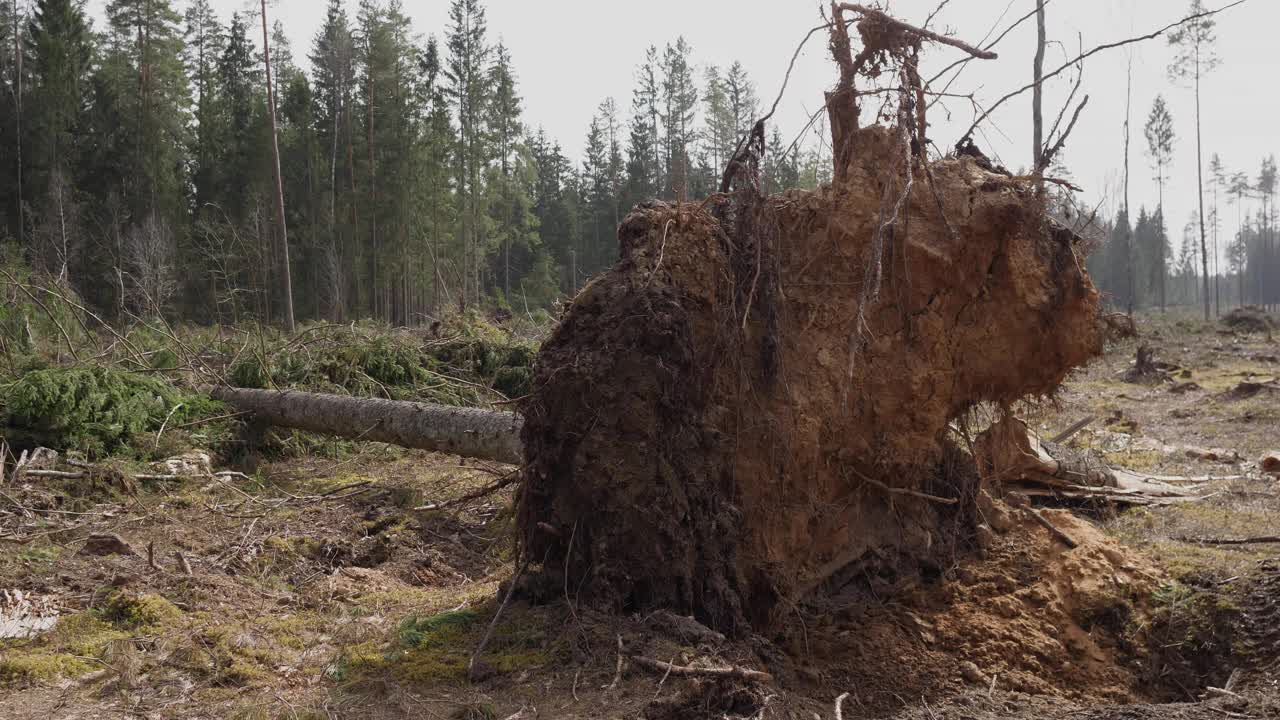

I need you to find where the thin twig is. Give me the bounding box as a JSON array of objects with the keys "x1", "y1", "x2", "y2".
[
  {"x1": 606, "y1": 634, "x2": 624, "y2": 692},
  {"x1": 468, "y1": 556, "x2": 530, "y2": 681},
  {"x1": 154, "y1": 403, "x2": 184, "y2": 452}
]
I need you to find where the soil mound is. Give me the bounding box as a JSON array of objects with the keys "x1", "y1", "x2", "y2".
[
  {"x1": 800, "y1": 506, "x2": 1164, "y2": 708},
  {"x1": 516, "y1": 123, "x2": 1104, "y2": 634},
  {"x1": 1222, "y1": 306, "x2": 1276, "y2": 334}
]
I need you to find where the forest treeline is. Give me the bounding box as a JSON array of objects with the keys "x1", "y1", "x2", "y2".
[
  {"x1": 1088, "y1": 136, "x2": 1280, "y2": 315},
  {"x1": 0, "y1": 0, "x2": 831, "y2": 328}
]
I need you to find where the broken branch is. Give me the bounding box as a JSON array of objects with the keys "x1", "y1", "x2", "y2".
[
  {"x1": 1176, "y1": 536, "x2": 1280, "y2": 546},
  {"x1": 837, "y1": 3, "x2": 998, "y2": 59},
  {"x1": 1024, "y1": 508, "x2": 1079, "y2": 549}
]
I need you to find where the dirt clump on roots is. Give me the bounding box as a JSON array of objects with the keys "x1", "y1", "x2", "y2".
[
  {"x1": 515, "y1": 120, "x2": 1105, "y2": 636},
  {"x1": 795, "y1": 506, "x2": 1165, "y2": 709}
]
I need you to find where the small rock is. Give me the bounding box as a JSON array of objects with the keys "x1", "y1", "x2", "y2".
[
  {"x1": 152, "y1": 452, "x2": 212, "y2": 478},
  {"x1": 977, "y1": 491, "x2": 1015, "y2": 534},
  {"x1": 79, "y1": 533, "x2": 137, "y2": 557},
  {"x1": 975, "y1": 524, "x2": 997, "y2": 551},
  {"x1": 1261, "y1": 453, "x2": 1280, "y2": 476},
  {"x1": 960, "y1": 660, "x2": 987, "y2": 685},
  {"x1": 646, "y1": 609, "x2": 725, "y2": 646}
]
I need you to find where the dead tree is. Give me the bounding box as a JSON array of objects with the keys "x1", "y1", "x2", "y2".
[
  {"x1": 210, "y1": 387, "x2": 522, "y2": 464},
  {"x1": 260, "y1": 0, "x2": 296, "y2": 333}
]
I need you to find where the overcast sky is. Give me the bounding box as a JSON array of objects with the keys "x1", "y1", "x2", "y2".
[{"x1": 83, "y1": 0, "x2": 1273, "y2": 262}]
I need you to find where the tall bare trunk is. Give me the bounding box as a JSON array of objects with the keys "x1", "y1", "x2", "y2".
[
  {"x1": 261, "y1": 0, "x2": 295, "y2": 333},
  {"x1": 1194, "y1": 57, "x2": 1210, "y2": 321},
  {"x1": 1123, "y1": 59, "x2": 1133, "y2": 314},
  {"x1": 13, "y1": 0, "x2": 23, "y2": 247},
  {"x1": 1032, "y1": 0, "x2": 1046, "y2": 173}
]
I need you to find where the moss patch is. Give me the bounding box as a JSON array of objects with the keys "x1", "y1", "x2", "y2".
[
  {"x1": 101, "y1": 591, "x2": 184, "y2": 632},
  {"x1": 341, "y1": 606, "x2": 556, "y2": 687},
  {"x1": 0, "y1": 610, "x2": 137, "y2": 687}
]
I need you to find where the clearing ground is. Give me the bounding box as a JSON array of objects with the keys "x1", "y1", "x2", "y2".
[{"x1": 2, "y1": 310, "x2": 1279, "y2": 719}]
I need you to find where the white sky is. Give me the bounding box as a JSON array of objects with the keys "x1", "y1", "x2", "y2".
[{"x1": 82, "y1": 0, "x2": 1275, "y2": 258}]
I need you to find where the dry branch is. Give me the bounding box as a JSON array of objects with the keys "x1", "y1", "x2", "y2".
[
  {"x1": 961, "y1": 0, "x2": 1248, "y2": 142},
  {"x1": 837, "y1": 3, "x2": 997, "y2": 59},
  {"x1": 1024, "y1": 508, "x2": 1079, "y2": 549},
  {"x1": 1177, "y1": 536, "x2": 1280, "y2": 546},
  {"x1": 629, "y1": 655, "x2": 774, "y2": 684}
]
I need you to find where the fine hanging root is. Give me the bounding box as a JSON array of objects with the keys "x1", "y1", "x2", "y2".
[{"x1": 718, "y1": 119, "x2": 780, "y2": 387}]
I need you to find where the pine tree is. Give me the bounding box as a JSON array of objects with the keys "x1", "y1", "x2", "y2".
[
  {"x1": 25, "y1": 0, "x2": 92, "y2": 280},
  {"x1": 1256, "y1": 156, "x2": 1276, "y2": 308},
  {"x1": 764, "y1": 126, "x2": 799, "y2": 195},
  {"x1": 1144, "y1": 95, "x2": 1175, "y2": 312},
  {"x1": 1209, "y1": 153, "x2": 1226, "y2": 314},
  {"x1": 580, "y1": 112, "x2": 608, "y2": 278},
  {"x1": 702, "y1": 64, "x2": 729, "y2": 177},
  {"x1": 486, "y1": 41, "x2": 522, "y2": 299},
  {"x1": 723, "y1": 61, "x2": 758, "y2": 145},
  {"x1": 420, "y1": 35, "x2": 454, "y2": 313},
  {"x1": 445, "y1": 0, "x2": 489, "y2": 308},
  {"x1": 624, "y1": 49, "x2": 660, "y2": 208},
  {"x1": 184, "y1": 0, "x2": 225, "y2": 216},
  {"x1": 1169, "y1": 0, "x2": 1221, "y2": 320},
  {"x1": 309, "y1": 0, "x2": 355, "y2": 319},
  {"x1": 660, "y1": 37, "x2": 696, "y2": 200},
  {"x1": 101, "y1": 0, "x2": 190, "y2": 222}
]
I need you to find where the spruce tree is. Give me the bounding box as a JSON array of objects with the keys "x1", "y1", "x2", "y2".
[
  {"x1": 445, "y1": 0, "x2": 489, "y2": 307},
  {"x1": 659, "y1": 37, "x2": 697, "y2": 200},
  {"x1": 25, "y1": 0, "x2": 92, "y2": 280}
]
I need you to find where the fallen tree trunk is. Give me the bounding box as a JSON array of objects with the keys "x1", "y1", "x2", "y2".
[{"x1": 209, "y1": 387, "x2": 523, "y2": 465}]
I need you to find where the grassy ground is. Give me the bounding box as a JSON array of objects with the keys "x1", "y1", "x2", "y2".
[{"x1": 1, "y1": 309, "x2": 1278, "y2": 719}]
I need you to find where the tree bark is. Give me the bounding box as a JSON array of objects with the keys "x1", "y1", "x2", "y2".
[
  {"x1": 209, "y1": 387, "x2": 523, "y2": 465},
  {"x1": 261, "y1": 0, "x2": 296, "y2": 333},
  {"x1": 1032, "y1": 0, "x2": 1046, "y2": 173},
  {"x1": 1195, "y1": 55, "x2": 1210, "y2": 321},
  {"x1": 13, "y1": 0, "x2": 23, "y2": 247}
]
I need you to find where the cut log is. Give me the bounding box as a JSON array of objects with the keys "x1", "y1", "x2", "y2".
[{"x1": 209, "y1": 387, "x2": 523, "y2": 465}]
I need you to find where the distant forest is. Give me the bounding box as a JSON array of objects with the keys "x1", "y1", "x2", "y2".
[
  {"x1": 2, "y1": 0, "x2": 1273, "y2": 332},
  {"x1": 0, "y1": 0, "x2": 834, "y2": 329},
  {"x1": 1087, "y1": 146, "x2": 1280, "y2": 315}
]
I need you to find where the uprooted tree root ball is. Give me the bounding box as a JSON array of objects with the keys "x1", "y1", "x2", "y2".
[{"x1": 516, "y1": 124, "x2": 1105, "y2": 635}]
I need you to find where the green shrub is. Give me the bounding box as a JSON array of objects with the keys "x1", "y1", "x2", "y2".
[{"x1": 2, "y1": 367, "x2": 220, "y2": 457}]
